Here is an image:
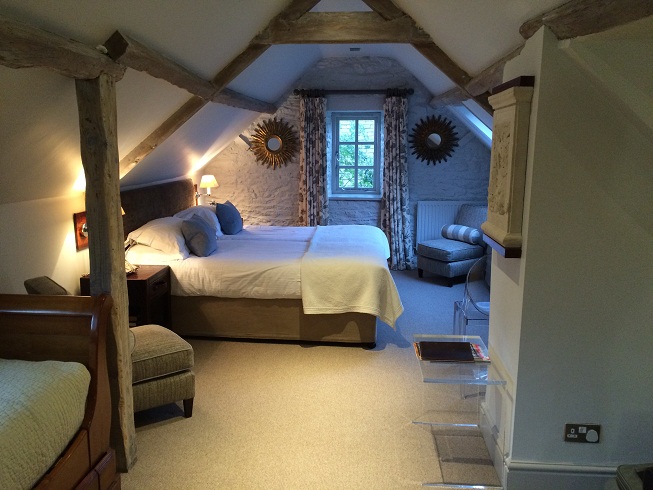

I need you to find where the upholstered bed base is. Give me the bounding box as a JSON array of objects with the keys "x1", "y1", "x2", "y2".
[
  {"x1": 171, "y1": 296, "x2": 377, "y2": 346},
  {"x1": 121, "y1": 179, "x2": 379, "y2": 346}
]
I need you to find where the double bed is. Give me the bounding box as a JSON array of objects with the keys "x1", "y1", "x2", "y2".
[{"x1": 120, "y1": 179, "x2": 403, "y2": 346}]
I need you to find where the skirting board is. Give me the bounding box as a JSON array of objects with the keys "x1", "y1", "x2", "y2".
[
  {"x1": 481, "y1": 405, "x2": 618, "y2": 489},
  {"x1": 504, "y1": 461, "x2": 616, "y2": 489}
]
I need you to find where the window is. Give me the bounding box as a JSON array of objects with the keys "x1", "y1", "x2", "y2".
[{"x1": 331, "y1": 112, "x2": 382, "y2": 198}]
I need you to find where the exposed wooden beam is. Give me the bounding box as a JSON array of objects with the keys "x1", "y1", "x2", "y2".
[
  {"x1": 520, "y1": 0, "x2": 653, "y2": 40},
  {"x1": 278, "y1": 0, "x2": 322, "y2": 21},
  {"x1": 465, "y1": 45, "x2": 524, "y2": 97},
  {"x1": 122, "y1": 0, "x2": 320, "y2": 176},
  {"x1": 210, "y1": 43, "x2": 270, "y2": 92},
  {"x1": 361, "y1": 0, "x2": 406, "y2": 20},
  {"x1": 75, "y1": 74, "x2": 134, "y2": 471},
  {"x1": 254, "y1": 12, "x2": 432, "y2": 44},
  {"x1": 104, "y1": 31, "x2": 276, "y2": 113},
  {"x1": 214, "y1": 88, "x2": 276, "y2": 114},
  {"x1": 119, "y1": 96, "x2": 206, "y2": 177},
  {"x1": 429, "y1": 87, "x2": 468, "y2": 107},
  {"x1": 410, "y1": 43, "x2": 472, "y2": 90},
  {"x1": 211, "y1": 0, "x2": 319, "y2": 90},
  {"x1": 0, "y1": 14, "x2": 124, "y2": 80},
  {"x1": 104, "y1": 30, "x2": 215, "y2": 98}
]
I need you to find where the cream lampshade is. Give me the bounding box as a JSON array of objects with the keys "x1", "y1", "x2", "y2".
[{"x1": 199, "y1": 174, "x2": 219, "y2": 195}]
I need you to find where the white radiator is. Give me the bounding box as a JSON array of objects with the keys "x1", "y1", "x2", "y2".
[{"x1": 416, "y1": 200, "x2": 486, "y2": 244}]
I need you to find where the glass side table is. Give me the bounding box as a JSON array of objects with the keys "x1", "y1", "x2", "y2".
[{"x1": 413, "y1": 334, "x2": 506, "y2": 489}]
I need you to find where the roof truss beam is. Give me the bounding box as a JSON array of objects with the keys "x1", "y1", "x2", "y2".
[
  {"x1": 0, "y1": 14, "x2": 124, "y2": 80},
  {"x1": 254, "y1": 12, "x2": 432, "y2": 44},
  {"x1": 104, "y1": 31, "x2": 276, "y2": 114},
  {"x1": 520, "y1": 0, "x2": 653, "y2": 39}
]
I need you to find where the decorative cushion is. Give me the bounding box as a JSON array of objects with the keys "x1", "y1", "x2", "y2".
[
  {"x1": 131, "y1": 325, "x2": 194, "y2": 384},
  {"x1": 174, "y1": 205, "x2": 223, "y2": 237},
  {"x1": 181, "y1": 215, "x2": 217, "y2": 257},
  {"x1": 126, "y1": 217, "x2": 189, "y2": 259},
  {"x1": 215, "y1": 200, "x2": 243, "y2": 235},
  {"x1": 441, "y1": 224, "x2": 482, "y2": 245},
  {"x1": 417, "y1": 238, "x2": 485, "y2": 262}
]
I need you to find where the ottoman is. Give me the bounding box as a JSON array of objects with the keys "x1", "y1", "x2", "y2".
[{"x1": 130, "y1": 324, "x2": 195, "y2": 418}]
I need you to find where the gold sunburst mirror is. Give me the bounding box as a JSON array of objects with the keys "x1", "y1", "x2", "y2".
[
  {"x1": 250, "y1": 117, "x2": 299, "y2": 169},
  {"x1": 409, "y1": 115, "x2": 459, "y2": 165}
]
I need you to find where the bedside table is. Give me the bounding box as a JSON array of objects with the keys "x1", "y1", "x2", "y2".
[{"x1": 80, "y1": 265, "x2": 171, "y2": 328}]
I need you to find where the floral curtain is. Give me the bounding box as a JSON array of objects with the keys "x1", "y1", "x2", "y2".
[
  {"x1": 298, "y1": 94, "x2": 328, "y2": 226},
  {"x1": 381, "y1": 94, "x2": 413, "y2": 270}
]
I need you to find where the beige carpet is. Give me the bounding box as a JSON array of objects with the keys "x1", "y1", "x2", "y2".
[{"x1": 122, "y1": 270, "x2": 500, "y2": 489}]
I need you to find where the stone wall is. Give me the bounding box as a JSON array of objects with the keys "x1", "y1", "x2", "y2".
[{"x1": 201, "y1": 57, "x2": 491, "y2": 263}]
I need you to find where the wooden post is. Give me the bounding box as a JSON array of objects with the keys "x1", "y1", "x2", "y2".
[{"x1": 75, "y1": 74, "x2": 136, "y2": 471}]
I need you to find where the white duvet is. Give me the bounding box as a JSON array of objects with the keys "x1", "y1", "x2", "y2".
[{"x1": 127, "y1": 224, "x2": 403, "y2": 327}]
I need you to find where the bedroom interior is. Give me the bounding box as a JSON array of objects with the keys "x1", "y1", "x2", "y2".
[{"x1": 0, "y1": 1, "x2": 652, "y2": 489}]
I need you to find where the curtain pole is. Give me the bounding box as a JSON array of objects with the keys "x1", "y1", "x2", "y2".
[{"x1": 293, "y1": 88, "x2": 413, "y2": 96}]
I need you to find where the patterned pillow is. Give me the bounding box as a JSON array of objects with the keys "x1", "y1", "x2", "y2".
[{"x1": 441, "y1": 224, "x2": 482, "y2": 245}]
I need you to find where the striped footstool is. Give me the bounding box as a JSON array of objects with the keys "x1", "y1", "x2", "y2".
[{"x1": 130, "y1": 324, "x2": 195, "y2": 418}]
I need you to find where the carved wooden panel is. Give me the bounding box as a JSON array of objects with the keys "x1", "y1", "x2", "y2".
[{"x1": 482, "y1": 82, "x2": 534, "y2": 256}]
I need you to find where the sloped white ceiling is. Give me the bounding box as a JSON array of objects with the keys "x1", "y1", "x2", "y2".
[{"x1": 9, "y1": 0, "x2": 643, "y2": 205}]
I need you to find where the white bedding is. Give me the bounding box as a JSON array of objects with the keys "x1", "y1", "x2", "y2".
[
  {"x1": 218, "y1": 225, "x2": 316, "y2": 242},
  {"x1": 301, "y1": 225, "x2": 402, "y2": 327},
  {"x1": 126, "y1": 224, "x2": 403, "y2": 327},
  {"x1": 0, "y1": 359, "x2": 90, "y2": 490}
]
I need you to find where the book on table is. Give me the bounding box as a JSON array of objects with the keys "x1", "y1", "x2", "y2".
[{"x1": 413, "y1": 341, "x2": 490, "y2": 362}]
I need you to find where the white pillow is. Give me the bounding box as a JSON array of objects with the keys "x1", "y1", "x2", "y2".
[
  {"x1": 174, "y1": 205, "x2": 223, "y2": 237},
  {"x1": 126, "y1": 217, "x2": 189, "y2": 259},
  {"x1": 125, "y1": 244, "x2": 185, "y2": 264}
]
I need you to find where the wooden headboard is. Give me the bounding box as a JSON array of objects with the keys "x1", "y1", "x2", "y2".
[{"x1": 120, "y1": 179, "x2": 195, "y2": 238}]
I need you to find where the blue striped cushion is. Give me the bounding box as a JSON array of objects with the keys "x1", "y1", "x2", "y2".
[{"x1": 441, "y1": 224, "x2": 482, "y2": 245}]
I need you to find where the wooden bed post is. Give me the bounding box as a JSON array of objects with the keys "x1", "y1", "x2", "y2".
[{"x1": 76, "y1": 74, "x2": 136, "y2": 472}]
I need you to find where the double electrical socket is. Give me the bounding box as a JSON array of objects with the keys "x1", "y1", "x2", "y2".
[{"x1": 564, "y1": 423, "x2": 601, "y2": 443}]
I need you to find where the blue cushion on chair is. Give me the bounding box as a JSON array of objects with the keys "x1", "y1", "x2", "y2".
[
  {"x1": 417, "y1": 238, "x2": 485, "y2": 262},
  {"x1": 441, "y1": 224, "x2": 482, "y2": 244}
]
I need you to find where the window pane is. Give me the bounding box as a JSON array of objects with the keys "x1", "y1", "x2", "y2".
[
  {"x1": 358, "y1": 145, "x2": 374, "y2": 166},
  {"x1": 358, "y1": 120, "x2": 375, "y2": 142},
  {"x1": 338, "y1": 145, "x2": 355, "y2": 166},
  {"x1": 358, "y1": 169, "x2": 374, "y2": 188},
  {"x1": 339, "y1": 168, "x2": 355, "y2": 189},
  {"x1": 338, "y1": 120, "x2": 356, "y2": 142}
]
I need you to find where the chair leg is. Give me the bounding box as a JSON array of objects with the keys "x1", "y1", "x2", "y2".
[
  {"x1": 183, "y1": 398, "x2": 194, "y2": 418},
  {"x1": 418, "y1": 268, "x2": 423, "y2": 278}
]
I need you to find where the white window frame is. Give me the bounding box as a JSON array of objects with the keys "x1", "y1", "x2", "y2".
[{"x1": 330, "y1": 112, "x2": 382, "y2": 199}]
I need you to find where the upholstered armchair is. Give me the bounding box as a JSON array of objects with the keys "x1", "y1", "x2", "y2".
[{"x1": 416, "y1": 204, "x2": 488, "y2": 286}]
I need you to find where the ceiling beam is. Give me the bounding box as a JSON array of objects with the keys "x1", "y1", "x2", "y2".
[
  {"x1": 361, "y1": 0, "x2": 406, "y2": 20},
  {"x1": 119, "y1": 96, "x2": 205, "y2": 177},
  {"x1": 254, "y1": 12, "x2": 432, "y2": 44},
  {"x1": 0, "y1": 14, "x2": 124, "y2": 80},
  {"x1": 210, "y1": 44, "x2": 270, "y2": 92},
  {"x1": 520, "y1": 0, "x2": 653, "y2": 40},
  {"x1": 103, "y1": 31, "x2": 276, "y2": 114},
  {"x1": 120, "y1": 0, "x2": 321, "y2": 177}
]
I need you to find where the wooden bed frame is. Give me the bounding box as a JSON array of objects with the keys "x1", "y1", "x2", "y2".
[
  {"x1": 0, "y1": 294, "x2": 120, "y2": 490},
  {"x1": 120, "y1": 179, "x2": 377, "y2": 346}
]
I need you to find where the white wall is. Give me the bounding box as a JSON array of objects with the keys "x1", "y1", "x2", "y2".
[
  {"x1": 488, "y1": 26, "x2": 653, "y2": 488},
  {"x1": 0, "y1": 193, "x2": 89, "y2": 294}
]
